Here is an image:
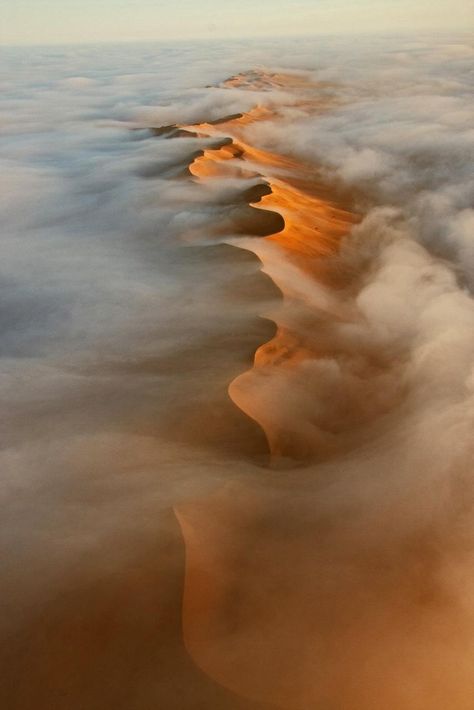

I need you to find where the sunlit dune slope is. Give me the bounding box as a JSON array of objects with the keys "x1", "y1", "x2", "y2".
[
  {"x1": 175, "y1": 70, "x2": 359, "y2": 460},
  {"x1": 168, "y1": 72, "x2": 474, "y2": 710}
]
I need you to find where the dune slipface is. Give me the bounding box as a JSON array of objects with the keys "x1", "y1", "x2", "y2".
[
  {"x1": 2, "y1": 41, "x2": 474, "y2": 710},
  {"x1": 172, "y1": 71, "x2": 474, "y2": 710}
]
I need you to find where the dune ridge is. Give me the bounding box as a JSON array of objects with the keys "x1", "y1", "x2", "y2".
[
  {"x1": 169, "y1": 70, "x2": 474, "y2": 710},
  {"x1": 169, "y1": 72, "x2": 367, "y2": 707},
  {"x1": 175, "y1": 70, "x2": 359, "y2": 461}
]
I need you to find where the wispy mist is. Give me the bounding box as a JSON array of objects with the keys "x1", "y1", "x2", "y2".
[{"x1": 1, "y1": 35, "x2": 474, "y2": 710}]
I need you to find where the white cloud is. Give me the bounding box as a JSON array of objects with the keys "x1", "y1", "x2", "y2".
[{"x1": 2, "y1": 34, "x2": 474, "y2": 710}]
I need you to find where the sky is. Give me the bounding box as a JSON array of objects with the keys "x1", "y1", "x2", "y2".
[{"x1": 1, "y1": 0, "x2": 472, "y2": 45}]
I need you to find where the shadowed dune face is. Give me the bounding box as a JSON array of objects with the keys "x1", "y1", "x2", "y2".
[
  {"x1": 2, "y1": 38, "x2": 474, "y2": 710},
  {"x1": 172, "y1": 69, "x2": 474, "y2": 709}
]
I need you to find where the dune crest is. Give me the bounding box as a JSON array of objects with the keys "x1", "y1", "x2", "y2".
[
  {"x1": 173, "y1": 71, "x2": 367, "y2": 707},
  {"x1": 179, "y1": 70, "x2": 359, "y2": 461},
  {"x1": 171, "y1": 68, "x2": 474, "y2": 710}
]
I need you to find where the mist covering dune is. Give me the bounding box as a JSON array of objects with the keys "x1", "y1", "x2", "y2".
[{"x1": 1, "y1": 35, "x2": 474, "y2": 709}]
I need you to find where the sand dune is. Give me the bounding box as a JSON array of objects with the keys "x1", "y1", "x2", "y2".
[
  {"x1": 178, "y1": 71, "x2": 358, "y2": 461},
  {"x1": 165, "y1": 71, "x2": 474, "y2": 709}
]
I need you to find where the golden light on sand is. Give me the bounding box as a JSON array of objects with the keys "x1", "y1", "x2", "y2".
[
  {"x1": 169, "y1": 71, "x2": 474, "y2": 709},
  {"x1": 180, "y1": 71, "x2": 359, "y2": 466},
  {"x1": 174, "y1": 71, "x2": 372, "y2": 706}
]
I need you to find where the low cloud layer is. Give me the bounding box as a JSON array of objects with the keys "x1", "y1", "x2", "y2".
[{"x1": 1, "y1": 35, "x2": 474, "y2": 710}]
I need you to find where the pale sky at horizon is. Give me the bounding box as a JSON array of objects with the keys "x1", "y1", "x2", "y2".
[{"x1": 1, "y1": 0, "x2": 472, "y2": 46}]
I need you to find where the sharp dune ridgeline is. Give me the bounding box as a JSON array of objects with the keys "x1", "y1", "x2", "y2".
[
  {"x1": 181, "y1": 71, "x2": 360, "y2": 461},
  {"x1": 157, "y1": 70, "x2": 474, "y2": 709},
  {"x1": 176, "y1": 72, "x2": 473, "y2": 710}
]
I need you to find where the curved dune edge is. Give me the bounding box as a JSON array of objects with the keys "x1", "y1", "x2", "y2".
[
  {"x1": 181, "y1": 73, "x2": 359, "y2": 462},
  {"x1": 172, "y1": 71, "x2": 361, "y2": 709}
]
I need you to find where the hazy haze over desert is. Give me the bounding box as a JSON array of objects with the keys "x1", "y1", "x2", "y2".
[{"x1": 1, "y1": 3, "x2": 474, "y2": 708}]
